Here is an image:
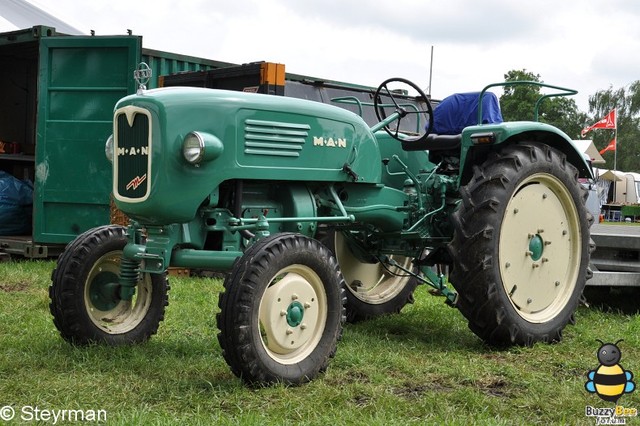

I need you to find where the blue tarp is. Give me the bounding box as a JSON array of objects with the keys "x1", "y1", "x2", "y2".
[
  {"x1": 432, "y1": 92, "x2": 503, "y2": 135},
  {"x1": 0, "y1": 171, "x2": 33, "y2": 235}
]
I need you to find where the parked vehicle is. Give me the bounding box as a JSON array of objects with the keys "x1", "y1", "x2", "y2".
[{"x1": 49, "y1": 65, "x2": 593, "y2": 385}]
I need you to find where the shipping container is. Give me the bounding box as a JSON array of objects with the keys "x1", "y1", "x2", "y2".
[{"x1": 0, "y1": 26, "x2": 231, "y2": 257}]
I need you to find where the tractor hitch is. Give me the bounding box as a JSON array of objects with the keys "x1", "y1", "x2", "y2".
[{"x1": 379, "y1": 255, "x2": 458, "y2": 306}]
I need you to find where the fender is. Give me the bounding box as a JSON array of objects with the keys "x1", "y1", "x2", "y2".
[{"x1": 459, "y1": 121, "x2": 593, "y2": 185}]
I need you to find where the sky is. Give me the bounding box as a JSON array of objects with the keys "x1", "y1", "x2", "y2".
[{"x1": 2, "y1": 0, "x2": 639, "y2": 112}]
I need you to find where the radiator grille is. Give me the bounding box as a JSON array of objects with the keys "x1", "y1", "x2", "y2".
[
  {"x1": 114, "y1": 108, "x2": 151, "y2": 201},
  {"x1": 244, "y1": 119, "x2": 309, "y2": 157}
]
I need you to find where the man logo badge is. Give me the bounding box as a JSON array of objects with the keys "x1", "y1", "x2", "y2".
[
  {"x1": 134, "y1": 62, "x2": 152, "y2": 94},
  {"x1": 126, "y1": 174, "x2": 147, "y2": 191}
]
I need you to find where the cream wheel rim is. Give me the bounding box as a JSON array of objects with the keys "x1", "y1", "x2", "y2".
[
  {"x1": 84, "y1": 250, "x2": 153, "y2": 334},
  {"x1": 258, "y1": 264, "x2": 327, "y2": 364},
  {"x1": 498, "y1": 173, "x2": 582, "y2": 323},
  {"x1": 335, "y1": 232, "x2": 413, "y2": 304}
]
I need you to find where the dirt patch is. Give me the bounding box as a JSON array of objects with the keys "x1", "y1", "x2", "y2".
[
  {"x1": 0, "y1": 282, "x2": 29, "y2": 292},
  {"x1": 474, "y1": 377, "x2": 510, "y2": 397},
  {"x1": 480, "y1": 352, "x2": 517, "y2": 363},
  {"x1": 326, "y1": 370, "x2": 371, "y2": 387},
  {"x1": 351, "y1": 394, "x2": 372, "y2": 407},
  {"x1": 392, "y1": 377, "x2": 454, "y2": 399},
  {"x1": 552, "y1": 362, "x2": 583, "y2": 380}
]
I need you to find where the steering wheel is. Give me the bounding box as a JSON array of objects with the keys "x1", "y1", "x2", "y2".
[{"x1": 373, "y1": 77, "x2": 433, "y2": 144}]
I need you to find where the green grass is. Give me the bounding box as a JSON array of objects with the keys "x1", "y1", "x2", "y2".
[
  {"x1": 1, "y1": 260, "x2": 639, "y2": 425},
  {"x1": 599, "y1": 221, "x2": 640, "y2": 226}
]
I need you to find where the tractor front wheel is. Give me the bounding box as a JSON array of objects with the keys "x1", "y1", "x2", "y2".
[
  {"x1": 216, "y1": 233, "x2": 346, "y2": 385},
  {"x1": 449, "y1": 142, "x2": 592, "y2": 346},
  {"x1": 49, "y1": 225, "x2": 169, "y2": 345}
]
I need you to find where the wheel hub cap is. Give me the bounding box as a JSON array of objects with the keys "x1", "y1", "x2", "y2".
[
  {"x1": 286, "y1": 301, "x2": 304, "y2": 327},
  {"x1": 528, "y1": 234, "x2": 544, "y2": 261}
]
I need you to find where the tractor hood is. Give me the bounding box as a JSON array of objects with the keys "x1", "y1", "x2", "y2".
[{"x1": 110, "y1": 87, "x2": 382, "y2": 224}]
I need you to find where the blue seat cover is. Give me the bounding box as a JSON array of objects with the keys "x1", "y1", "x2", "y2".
[{"x1": 432, "y1": 92, "x2": 503, "y2": 135}]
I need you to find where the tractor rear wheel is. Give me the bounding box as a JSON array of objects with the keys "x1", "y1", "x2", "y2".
[
  {"x1": 323, "y1": 230, "x2": 418, "y2": 322},
  {"x1": 448, "y1": 142, "x2": 592, "y2": 346},
  {"x1": 216, "y1": 233, "x2": 346, "y2": 385},
  {"x1": 49, "y1": 225, "x2": 169, "y2": 345}
]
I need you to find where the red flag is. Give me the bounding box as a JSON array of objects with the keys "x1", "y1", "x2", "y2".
[
  {"x1": 581, "y1": 109, "x2": 616, "y2": 137},
  {"x1": 599, "y1": 138, "x2": 616, "y2": 155}
]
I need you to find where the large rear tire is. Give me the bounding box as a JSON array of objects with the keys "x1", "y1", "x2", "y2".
[
  {"x1": 323, "y1": 230, "x2": 418, "y2": 322},
  {"x1": 448, "y1": 142, "x2": 592, "y2": 346},
  {"x1": 49, "y1": 225, "x2": 169, "y2": 345},
  {"x1": 216, "y1": 233, "x2": 346, "y2": 385}
]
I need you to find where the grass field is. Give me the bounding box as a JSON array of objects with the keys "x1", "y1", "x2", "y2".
[{"x1": 1, "y1": 260, "x2": 639, "y2": 425}]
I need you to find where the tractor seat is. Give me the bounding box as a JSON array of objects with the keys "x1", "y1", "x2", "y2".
[
  {"x1": 401, "y1": 91, "x2": 502, "y2": 152},
  {"x1": 401, "y1": 134, "x2": 461, "y2": 151}
]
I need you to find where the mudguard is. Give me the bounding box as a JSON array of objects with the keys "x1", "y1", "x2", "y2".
[{"x1": 459, "y1": 121, "x2": 594, "y2": 183}]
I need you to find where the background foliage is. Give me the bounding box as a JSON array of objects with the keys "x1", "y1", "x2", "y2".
[{"x1": 499, "y1": 69, "x2": 640, "y2": 172}]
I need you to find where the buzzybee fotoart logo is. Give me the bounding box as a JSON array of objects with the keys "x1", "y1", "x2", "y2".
[{"x1": 584, "y1": 339, "x2": 637, "y2": 424}]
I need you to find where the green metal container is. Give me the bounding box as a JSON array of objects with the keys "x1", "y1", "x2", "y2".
[{"x1": 0, "y1": 26, "x2": 229, "y2": 257}]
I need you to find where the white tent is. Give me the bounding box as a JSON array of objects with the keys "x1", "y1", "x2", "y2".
[
  {"x1": 593, "y1": 168, "x2": 640, "y2": 205},
  {"x1": 572, "y1": 140, "x2": 606, "y2": 164},
  {"x1": 0, "y1": 0, "x2": 83, "y2": 35},
  {"x1": 597, "y1": 169, "x2": 623, "y2": 182}
]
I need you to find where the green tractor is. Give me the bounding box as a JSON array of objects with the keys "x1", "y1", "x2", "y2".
[{"x1": 49, "y1": 67, "x2": 593, "y2": 386}]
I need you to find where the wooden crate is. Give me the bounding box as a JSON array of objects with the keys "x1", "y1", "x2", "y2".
[
  {"x1": 168, "y1": 268, "x2": 190, "y2": 277},
  {"x1": 110, "y1": 196, "x2": 191, "y2": 276},
  {"x1": 110, "y1": 195, "x2": 129, "y2": 226}
]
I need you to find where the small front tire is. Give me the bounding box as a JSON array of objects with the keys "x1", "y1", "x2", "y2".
[
  {"x1": 49, "y1": 225, "x2": 169, "y2": 345},
  {"x1": 217, "y1": 233, "x2": 346, "y2": 385}
]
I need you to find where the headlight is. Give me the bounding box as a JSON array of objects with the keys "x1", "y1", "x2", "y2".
[
  {"x1": 105, "y1": 134, "x2": 114, "y2": 162},
  {"x1": 182, "y1": 131, "x2": 224, "y2": 165},
  {"x1": 183, "y1": 132, "x2": 205, "y2": 164}
]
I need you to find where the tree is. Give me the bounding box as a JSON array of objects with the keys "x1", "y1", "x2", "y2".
[
  {"x1": 587, "y1": 84, "x2": 640, "y2": 172},
  {"x1": 500, "y1": 69, "x2": 587, "y2": 139},
  {"x1": 500, "y1": 70, "x2": 542, "y2": 121},
  {"x1": 498, "y1": 69, "x2": 640, "y2": 171}
]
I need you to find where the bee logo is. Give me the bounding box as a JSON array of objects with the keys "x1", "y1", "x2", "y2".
[{"x1": 585, "y1": 339, "x2": 635, "y2": 403}]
